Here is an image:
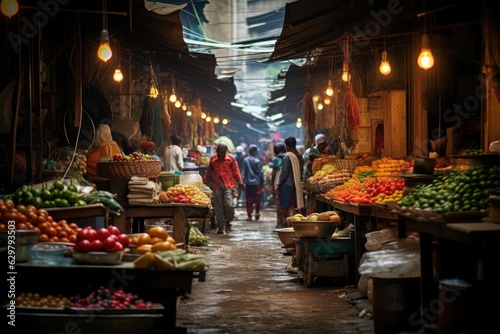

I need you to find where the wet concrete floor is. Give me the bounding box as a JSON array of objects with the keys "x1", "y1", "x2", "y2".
[{"x1": 176, "y1": 207, "x2": 377, "y2": 334}]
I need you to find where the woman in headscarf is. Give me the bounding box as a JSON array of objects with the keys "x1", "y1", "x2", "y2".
[{"x1": 86, "y1": 124, "x2": 122, "y2": 182}]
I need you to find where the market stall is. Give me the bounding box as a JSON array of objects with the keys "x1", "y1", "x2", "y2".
[
  {"x1": 112, "y1": 203, "x2": 210, "y2": 247},
  {"x1": 11, "y1": 258, "x2": 205, "y2": 333}
]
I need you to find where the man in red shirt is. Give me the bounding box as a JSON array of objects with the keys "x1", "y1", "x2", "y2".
[{"x1": 203, "y1": 142, "x2": 245, "y2": 234}]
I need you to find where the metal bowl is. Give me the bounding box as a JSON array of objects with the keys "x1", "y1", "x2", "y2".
[
  {"x1": 274, "y1": 227, "x2": 296, "y2": 248},
  {"x1": 72, "y1": 251, "x2": 124, "y2": 265},
  {"x1": 0, "y1": 230, "x2": 39, "y2": 262},
  {"x1": 291, "y1": 221, "x2": 337, "y2": 239}
]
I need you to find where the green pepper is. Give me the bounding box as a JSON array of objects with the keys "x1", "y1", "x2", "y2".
[
  {"x1": 67, "y1": 192, "x2": 79, "y2": 204},
  {"x1": 41, "y1": 189, "x2": 53, "y2": 201},
  {"x1": 53, "y1": 180, "x2": 65, "y2": 191}
]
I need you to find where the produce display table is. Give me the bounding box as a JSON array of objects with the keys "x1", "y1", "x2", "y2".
[
  {"x1": 315, "y1": 195, "x2": 371, "y2": 281},
  {"x1": 295, "y1": 237, "x2": 355, "y2": 287},
  {"x1": 11, "y1": 257, "x2": 205, "y2": 333},
  {"x1": 112, "y1": 204, "x2": 210, "y2": 247},
  {"x1": 403, "y1": 216, "x2": 500, "y2": 331},
  {"x1": 46, "y1": 203, "x2": 109, "y2": 229}
]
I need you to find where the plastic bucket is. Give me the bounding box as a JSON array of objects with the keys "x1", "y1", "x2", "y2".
[
  {"x1": 371, "y1": 276, "x2": 421, "y2": 333},
  {"x1": 437, "y1": 279, "x2": 475, "y2": 334}
]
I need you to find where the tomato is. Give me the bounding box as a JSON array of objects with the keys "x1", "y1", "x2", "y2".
[
  {"x1": 4, "y1": 199, "x2": 15, "y2": 210},
  {"x1": 103, "y1": 236, "x2": 117, "y2": 252},
  {"x1": 0, "y1": 205, "x2": 8, "y2": 214},
  {"x1": 15, "y1": 223, "x2": 28, "y2": 230},
  {"x1": 107, "y1": 225, "x2": 120, "y2": 236},
  {"x1": 68, "y1": 234, "x2": 77, "y2": 244},
  {"x1": 114, "y1": 241, "x2": 124, "y2": 252},
  {"x1": 46, "y1": 227, "x2": 58, "y2": 237},
  {"x1": 117, "y1": 233, "x2": 130, "y2": 247},
  {"x1": 38, "y1": 233, "x2": 49, "y2": 242},
  {"x1": 90, "y1": 239, "x2": 103, "y2": 252},
  {"x1": 0, "y1": 223, "x2": 6, "y2": 230},
  {"x1": 96, "y1": 228, "x2": 110, "y2": 241},
  {"x1": 76, "y1": 239, "x2": 92, "y2": 253},
  {"x1": 57, "y1": 219, "x2": 68, "y2": 227}
]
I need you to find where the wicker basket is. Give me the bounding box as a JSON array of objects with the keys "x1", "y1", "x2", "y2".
[{"x1": 97, "y1": 160, "x2": 161, "y2": 178}]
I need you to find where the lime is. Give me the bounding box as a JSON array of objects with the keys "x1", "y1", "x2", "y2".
[
  {"x1": 53, "y1": 180, "x2": 65, "y2": 191},
  {"x1": 68, "y1": 184, "x2": 78, "y2": 193}
]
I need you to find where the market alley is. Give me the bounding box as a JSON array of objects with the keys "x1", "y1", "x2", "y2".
[{"x1": 176, "y1": 207, "x2": 376, "y2": 334}]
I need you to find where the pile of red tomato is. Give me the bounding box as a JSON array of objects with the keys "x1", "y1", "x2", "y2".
[
  {"x1": 74, "y1": 225, "x2": 129, "y2": 253},
  {"x1": 0, "y1": 199, "x2": 79, "y2": 243}
]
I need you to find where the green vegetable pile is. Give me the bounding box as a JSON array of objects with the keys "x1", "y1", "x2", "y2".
[
  {"x1": 397, "y1": 165, "x2": 500, "y2": 214},
  {"x1": 13, "y1": 180, "x2": 84, "y2": 208},
  {"x1": 188, "y1": 228, "x2": 209, "y2": 246}
]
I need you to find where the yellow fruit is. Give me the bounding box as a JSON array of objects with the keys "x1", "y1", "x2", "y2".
[
  {"x1": 148, "y1": 226, "x2": 169, "y2": 240},
  {"x1": 137, "y1": 233, "x2": 152, "y2": 246},
  {"x1": 137, "y1": 244, "x2": 153, "y2": 254},
  {"x1": 329, "y1": 214, "x2": 341, "y2": 223},
  {"x1": 151, "y1": 241, "x2": 176, "y2": 252},
  {"x1": 166, "y1": 236, "x2": 176, "y2": 244},
  {"x1": 150, "y1": 236, "x2": 164, "y2": 244},
  {"x1": 133, "y1": 252, "x2": 154, "y2": 268}
]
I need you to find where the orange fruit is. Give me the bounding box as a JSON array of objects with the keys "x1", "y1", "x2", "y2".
[
  {"x1": 137, "y1": 233, "x2": 152, "y2": 246},
  {"x1": 151, "y1": 241, "x2": 176, "y2": 252},
  {"x1": 150, "y1": 236, "x2": 164, "y2": 244},
  {"x1": 137, "y1": 244, "x2": 153, "y2": 254},
  {"x1": 166, "y1": 236, "x2": 176, "y2": 244},
  {"x1": 148, "y1": 226, "x2": 169, "y2": 240}
]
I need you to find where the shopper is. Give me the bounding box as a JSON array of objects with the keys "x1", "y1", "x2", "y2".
[
  {"x1": 271, "y1": 142, "x2": 287, "y2": 227},
  {"x1": 203, "y1": 142, "x2": 245, "y2": 234},
  {"x1": 86, "y1": 124, "x2": 122, "y2": 182},
  {"x1": 161, "y1": 135, "x2": 184, "y2": 171},
  {"x1": 276, "y1": 136, "x2": 305, "y2": 226},
  {"x1": 241, "y1": 145, "x2": 264, "y2": 221},
  {"x1": 233, "y1": 145, "x2": 246, "y2": 206}
]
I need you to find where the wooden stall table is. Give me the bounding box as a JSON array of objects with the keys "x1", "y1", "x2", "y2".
[
  {"x1": 12, "y1": 258, "x2": 205, "y2": 334},
  {"x1": 112, "y1": 203, "x2": 211, "y2": 247},
  {"x1": 315, "y1": 195, "x2": 372, "y2": 282},
  {"x1": 46, "y1": 203, "x2": 109, "y2": 229},
  {"x1": 403, "y1": 216, "x2": 500, "y2": 332}
]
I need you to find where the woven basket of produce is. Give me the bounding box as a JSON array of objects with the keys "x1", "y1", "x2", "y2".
[{"x1": 97, "y1": 160, "x2": 161, "y2": 179}]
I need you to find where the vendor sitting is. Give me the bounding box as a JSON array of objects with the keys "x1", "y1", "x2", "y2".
[
  {"x1": 141, "y1": 141, "x2": 161, "y2": 160},
  {"x1": 86, "y1": 124, "x2": 122, "y2": 182}
]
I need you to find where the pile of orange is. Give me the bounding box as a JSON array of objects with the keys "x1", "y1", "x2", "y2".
[{"x1": 129, "y1": 226, "x2": 177, "y2": 253}]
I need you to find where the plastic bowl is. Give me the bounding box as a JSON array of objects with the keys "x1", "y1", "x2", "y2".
[
  {"x1": 31, "y1": 243, "x2": 67, "y2": 264},
  {"x1": 291, "y1": 221, "x2": 337, "y2": 239}
]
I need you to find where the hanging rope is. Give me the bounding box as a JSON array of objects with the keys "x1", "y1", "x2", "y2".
[{"x1": 299, "y1": 58, "x2": 315, "y2": 147}]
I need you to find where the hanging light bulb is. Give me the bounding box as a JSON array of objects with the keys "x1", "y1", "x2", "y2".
[
  {"x1": 417, "y1": 33, "x2": 434, "y2": 70},
  {"x1": 186, "y1": 110, "x2": 192, "y2": 117},
  {"x1": 325, "y1": 79, "x2": 334, "y2": 97},
  {"x1": 181, "y1": 103, "x2": 187, "y2": 111},
  {"x1": 317, "y1": 102, "x2": 324, "y2": 111},
  {"x1": 222, "y1": 118, "x2": 229, "y2": 125},
  {"x1": 341, "y1": 61, "x2": 350, "y2": 82},
  {"x1": 1, "y1": 0, "x2": 18, "y2": 17},
  {"x1": 205, "y1": 116, "x2": 211, "y2": 122},
  {"x1": 213, "y1": 116, "x2": 220, "y2": 124},
  {"x1": 97, "y1": 29, "x2": 112, "y2": 62},
  {"x1": 313, "y1": 95, "x2": 320, "y2": 102},
  {"x1": 174, "y1": 100, "x2": 181, "y2": 108},
  {"x1": 379, "y1": 50, "x2": 392, "y2": 75},
  {"x1": 295, "y1": 118, "x2": 303, "y2": 129},
  {"x1": 113, "y1": 68, "x2": 123, "y2": 82},
  {"x1": 323, "y1": 96, "x2": 331, "y2": 105},
  {"x1": 148, "y1": 83, "x2": 158, "y2": 99},
  {"x1": 169, "y1": 89, "x2": 177, "y2": 103},
  {"x1": 201, "y1": 112, "x2": 207, "y2": 119}
]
